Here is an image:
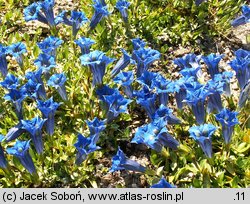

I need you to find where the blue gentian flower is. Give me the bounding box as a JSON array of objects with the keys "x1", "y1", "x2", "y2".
[
  {"x1": 22, "y1": 79, "x2": 46, "y2": 100},
  {"x1": 231, "y1": 5, "x2": 250, "y2": 27},
  {"x1": 189, "y1": 124, "x2": 217, "y2": 158},
  {"x1": 169, "y1": 76, "x2": 195, "y2": 109},
  {"x1": 80, "y1": 50, "x2": 114, "y2": 86},
  {"x1": 152, "y1": 73, "x2": 172, "y2": 106},
  {"x1": 132, "y1": 119, "x2": 179, "y2": 152},
  {"x1": 37, "y1": 36, "x2": 63, "y2": 57},
  {"x1": 205, "y1": 79, "x2": 224, "y2": 113},
  {"x1": 215, "y1": 109, "x2": 239, "y2": 144},
  {"x1": 238, "y1": 79, "x2": 250, "y2": 108},
  {"x1": 5, "y1": 123, "x2": 25, "y2": 142},
  {"x1": 96, "y1": 85, "x2": 120, "y2": 102},
  {"x1": 113, "y1": 71, "x2": 134, "y2": 98},
  {"x1": 136, "y1": 71, "x2": 158, "y2": 90},
  {"x1": 6, "y1": 140, "x2": 36, "y2": 174},
  {"x1": 111, "y1": 49, "x2": 134, "y2": 78},
  {"x1": 228, "y1": 49, "x2": 250, "y2": 89},
  {"x1": 24, "y1": 2, "x2": 47, "y2": 24},
  {"x1": 110, "y1": 147, "x2": 146, "y2": 173},
  {"x1": 173, "y1": 53, "x2": 201, "y2": 69},
  {"x1": 184, "y1": 84, "x2": 210, "y2": 124},
  {"x1": 47, "y1": 73, "x2": 67, "y2": 101},
  {"x1": 0, "y1": 44, "x2": 8, "y2": 77},
  {"x1": 179, "y1": 66, "x2": 202, "y2": 80},
  {"x1": 134, "y1": 86, "x2": 157, "y2": 119},
  {"x1": 131, "y1": 38, "x2": 146, "y2": 50},
  {"x1": 24, "y1": 0, "x2": 59, "y2": 28},
  {"x1": 74, "y1": 37, "x2": 95, "y2": 54},
  {"x1": 202, "y1": 53, "x2": 224, "y2": 79},
  {"x1": 37, "y1": 97, "x2": 60, "y2": 136},
  {"x1": 0, "y1": 135, "x2": 7, "y2": 169},
  {"x1": 89, "y1": 0, "x2": 110, "y2": 30},
  {"x1": 195, "y1": 0, "x2": 207, "y2": 6},
  {"x1": 104, "y1": 92, "x2": 132, "y2": 123},
  {"x1": 0, "y1": 73, "x2": 20, "y2": 90},
  {"x1": 150, "y1": 177, "x2": 175, "y2": 188},
  {"x1": 214, "y1": 71, "x2": 234, "y2": 96},
  {"x1": 6, "y1": 42, "x2": 27, "y2": 68},
  {"x1": 21, "y1": 116, "x2": 46, "y2": 154},
  {"x1": 34, "y1": 53, "x2": 56, "y2": 79},
  {"x1": 74, "y1": 133, "x2": 101, "y2": 165},
  {"x1": 132, "y1": 47, "x2": 161, "y2": 77},
  {"x1": 56, "y1": 11, "x2": 88, "y2": 37},
  {"x1": 86, "y1": 117, "x2": 106, "y2": 136},
  {"x1": 116, "y1": 0, "x2": 131, "y2": 23},
  {"x1": 25, "y1": 68, "x2": 46, "y2": 98},
  {"x1": 152, "y1": 104, "x2": 181, "y2": 125},
  {"x1": 4, "y1": 89, "x2": 27, "y2": 120}
]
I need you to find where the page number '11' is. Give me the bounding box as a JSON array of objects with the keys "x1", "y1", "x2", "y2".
[{"x1": 235, "y1": 192, "x2": 245, "y2": 201}]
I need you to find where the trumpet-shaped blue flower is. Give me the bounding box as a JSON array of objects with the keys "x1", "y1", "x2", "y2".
[
  {"x1": 116, "y1": 0, "x2": 131, "y2": 23},
  {"x1": 80, "y1": 50, "x2": 114, "y2": 86},
  {"x1": 56, "y1": 11, "x2": 88, "y2": 37},
  {"x1": 25, "y1": 68, "x2": 46, "y2": 98},
  {"x1": 6, "y1": 140, "x2": 36, "y2": 174},
  {"x1": 37, "y1": 36, "x2": 63, "y2": 57},
  {"x1": 4, "y1": 89, "x2": 27, "y2": 120},
  {"x1": 132, "y1": 38, "x2": 146, "y2": 50},
  {"x1": 0, "y1": 44, "x2": 8, "y2": 77},
  {"x1": 110, "y1": 147, "x2": 146, "y2": 173},
  {"x1": 168, "y1": 76, "x2": 195, "y2": 109},
  {"x1": 0, "y1": 135, "x2": 7, "y2": 169},
  {"x1": 132, "y1": 119, "x2": 179, "y2": 152},
  {"x1": 238, "y1": 79, "x2": 250, "y2": 108},
  {"x1": 89, "y1": 0, "x2": 110, "y2": 30},
  {"x1": 229, "y1": 49, "x2": 250, "y2": 89},
  {"x1": 21, "y1": 116, "x2": 46, "y2": 154},
  {"x1": 113, "y1": 71, "x2": 134, "y2": 98},
  {"x1": 184, "y1": 84, "x2": 210, "y2": 124},
  {"x1": 202, "y1": 53, "x2": 224, "y2": 79},
  {"x1": 96, "y1": 85, "x2": 120, "y2": 102},
  {"x1": 136, "y1": 71, "x2": 158, "y2": 90},
  {"x1": 24, "y1": 0, "x2": 59, "y2": 27},
  {"x1": 104, "y1": 92, "x2": 132, "y2": 123},
  {"x1": 173, "y1": 53, "x2": 201, "y2": 69},
  {"x1": 214, "y1": 71, "x2": 234, "y2": 96},
  {"x1": 6, "y1": 42, "x2": 27, "y2": 68},
  {"x1": 215, "y1": 109, "x2": 239, "y2": 144},
  {"x1": 132, "y1": 47, "x2": 161, "y2": 77},
  {"x1": 152, "y1": 104, "x2": 181, "y2": 125},
  {"x1": 195, "y1": 0, "x2": 207, "y2": 6},
  {"x1": 189, "y1": 124, "x2": 217, "y2": 158},
  {"x1": 24, "y1": 2, "x2": 47, "y2": 24},
  {"x1": 74, "y1": 37, "x2": 95, "y2": 54},
  {"x1": 179, "y1": 66, "x2": 202, "y2": 80},
  {"x1": 37, "y1": 97, "x2": 60, "y2": 136},
  {"x1": 134, "y1": 86, "x2": 157, "y2": 119},
  {"x1": 22, "y1": 79, "x2": 46, "y2": 100},
  {"x1": 74, "y1": 133, "x2": 100, "y2": 165},
  {"x1": 152, "y1": 73, "x2": 172, "y2": 106},
  {"x1": 111, "y1": 49, "x2": 134, "y2": 78},
  {"x1": 47, "y1": 73, "x2": 67, "y2": 101},
  {"x1": 0, "y1": 73, "x2": 20, "y2": 90},
  {"x1": 205, "y1": 79, "x2": 224, "y2": 113},
  {"x1": 150, "y1": 177, "x2": 175, "y2": 188},
  {"x1": 34, "y1": 53, "x2": 56, "y2": 79},
  {"x1": 231, "y1": 5, "x2": 250, "y2": 27},
  {"x1": 5, "y1": 123, "x2": 25, "y2": 142},
  {"x1": 86, "y1": 117, "x2": 106, "y2": 136}
]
